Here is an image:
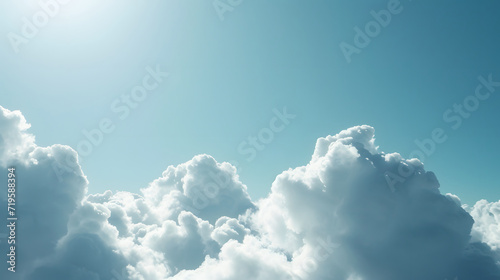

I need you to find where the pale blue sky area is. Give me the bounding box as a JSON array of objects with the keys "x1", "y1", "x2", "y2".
[{"x1": 1, "y1": 0, "x2": 499, "y2": 206}]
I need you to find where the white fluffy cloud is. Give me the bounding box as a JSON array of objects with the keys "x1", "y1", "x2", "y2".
[
  {"x1": 470, "y1": 200, "x2": 500, "y2": 250},
  {"x1": 0, "y1": 107, "x2": 35, "y2": 166},
  {"x1": 0, "y1": 107, "x2": 499, "y2": 280},
  {"x1": 252, "y1": 125, "x2": 492, "y2": 279}
]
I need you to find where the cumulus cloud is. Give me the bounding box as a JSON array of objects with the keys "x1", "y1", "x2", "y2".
[
  {"x1": 253, "y1": 125, "x2": 485, "y2": 279},
  {"x1": 0, "y1": 107, "x2": 499, "y2": 280},
  {"x1": 0, "y1": 106, "x2": 35, "y2": 166},
  {"x1": 470, "y1": 200, "x2": 500, "y2": 250},
  {"x1": 141, "y1": 154, "x2": 255, "y2": 224}
]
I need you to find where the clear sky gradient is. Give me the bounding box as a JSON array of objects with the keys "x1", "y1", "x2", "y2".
[{"x1": 1, "y1": 0, "x2": 499, "y2": 206}]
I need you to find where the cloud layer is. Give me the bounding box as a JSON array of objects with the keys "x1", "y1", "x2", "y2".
[{"x1": 0, "y1": 106, "x2": 499, "y2": 280}]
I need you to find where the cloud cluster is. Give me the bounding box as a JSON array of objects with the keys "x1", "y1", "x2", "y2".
[{"x1": 0, "y1": 106, "x2": 499, "y2": 280}]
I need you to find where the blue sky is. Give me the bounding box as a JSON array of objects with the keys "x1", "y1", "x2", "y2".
[
  {"x1": 2, "y1": 1, "x2": 500, "y2": 279},
  {"x1": 1, "y1": 0, "x2": 499, "y2": 207}
]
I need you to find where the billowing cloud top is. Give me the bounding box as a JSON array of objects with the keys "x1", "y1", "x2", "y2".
[{"x1": 0, "y1": 106, "x2": 498, "y2": 280}]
